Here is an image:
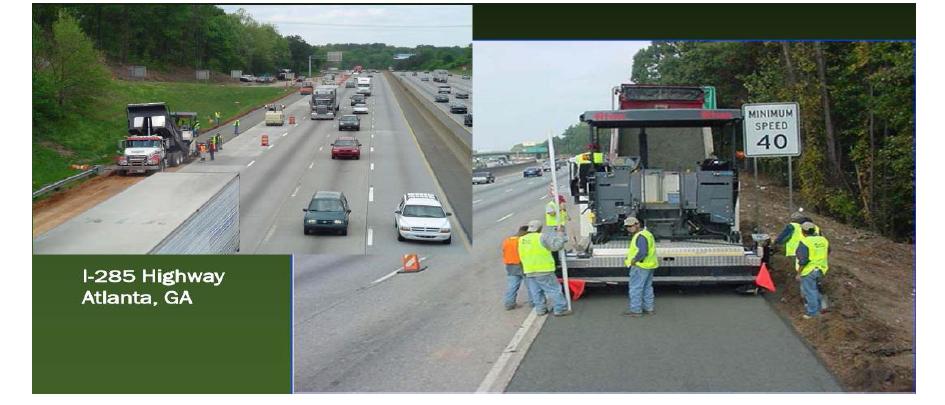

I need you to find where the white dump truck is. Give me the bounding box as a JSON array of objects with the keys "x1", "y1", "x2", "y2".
[
  {"x1": 265, "y1": 103, "x2": 286, "y2": 126},
  {"x1": 33, "y1": 172, "x2": 240, "y2": 254}
]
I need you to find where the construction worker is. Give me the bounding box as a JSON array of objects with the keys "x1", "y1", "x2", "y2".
[
  {"x1": 774, "y1": 210, "x2": 821, "y2": 258},
  {"x1": 214, "y1": 111, "x2": 221, "y2": 126},
  {"x1": 623, "y1": 216, "x2": 658, "y2": 317},
  {"x1": 545, "y1": 193, "x2": 569, "y2": 227},
  {"x1": 795, "y1": 222, "x2": 830, "y2": 319},
  {"x1": 208, "y1": 136, "x2": 216, "y2": 161},
  {"x1": 519, "y1": 220, "x2": 571, "y2": 317},
  {"x1": 502, "y1": 225, "x2": 533, "y2": 310},
  {"x1": 215, "y1": 133, "x2": 224, "y2": 151},
  {"x1": 193, "y1": 121, "x2": 200, "y2": 137},
  {"x1": 234, "y1": 119, "x2": 240, "y2": 135}
]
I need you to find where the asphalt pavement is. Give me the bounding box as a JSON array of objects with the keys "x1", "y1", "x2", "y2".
[{"x1": 181, "y1": 74, "x2": 469, "y2": 255}]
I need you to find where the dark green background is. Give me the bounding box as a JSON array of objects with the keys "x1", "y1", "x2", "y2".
[
  {"x1": 33, "y1": 255, "x2": 291, "y2": 393},
  {"x1": 474, "y1": 3, "x2": 915, "y2": 40}
]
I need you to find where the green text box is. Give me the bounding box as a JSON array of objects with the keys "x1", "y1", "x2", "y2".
[{"x1": 33, "y1": 255, "x2": 291, "y2": 393}]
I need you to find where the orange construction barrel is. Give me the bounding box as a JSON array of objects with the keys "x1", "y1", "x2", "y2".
[
  {"x1": 289, "y1": 116, "x2": 296, "y2": 125},
  {"x1": 261, "y1": 135, "x2": 269, "y2": 147}
]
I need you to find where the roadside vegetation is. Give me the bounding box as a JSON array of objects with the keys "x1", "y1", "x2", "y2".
[{"x1": 32, "y1": 12, "x2": 289, "y2": 190}]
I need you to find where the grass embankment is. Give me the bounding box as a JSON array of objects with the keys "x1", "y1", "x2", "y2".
[{"x1": 33, "y1": 80, "x2": 291, "y2": 190}]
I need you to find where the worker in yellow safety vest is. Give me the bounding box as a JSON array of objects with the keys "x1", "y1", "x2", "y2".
[
  {"x1": 795, "y1": 222, "x2": 830, "y2": 319},
  {"x1": 775, "y1": 210, "x2": 821, "y2": 257},
  {"x1": 623, "y1": 216, "x2": 658, "y2": 317},
  {"x1": 518, "y1": 220, "x2": 571, "y2": 317},
  {"x1": 545, "y1": 194, "x2": 569, "y2": 227}
]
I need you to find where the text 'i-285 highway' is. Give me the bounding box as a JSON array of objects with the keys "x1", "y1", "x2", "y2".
[{"x1": 80, "y1": 268, "x2": 226, "y2": 306}]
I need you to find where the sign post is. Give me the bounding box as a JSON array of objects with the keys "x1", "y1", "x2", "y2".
[
  {"x1": 743, "y1": 102, "x2": 802, "y2": 213},
  {"x1": 547, "y1": 130, "x2": 571, "y2": 311}
]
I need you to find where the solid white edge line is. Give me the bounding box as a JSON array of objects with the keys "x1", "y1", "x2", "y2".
[
  {"x1": 367, "y1": 228, "x2": 373, "y2": 246},
  {"x1": 475, "y1": 310, "x2": 546, "y2": 393},
  {"x1": 247, "y1": 160, "x2": 256, "y2": 167}
]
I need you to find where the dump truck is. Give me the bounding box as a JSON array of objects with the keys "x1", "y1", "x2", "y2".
[
  {"x1": 563, "y1": 84, "x2": 763, "y2": 285},
  {"x1": 265, "y1": 104, "x2": 286, "y2": 126},
  {"x1": 33, "y1": 172, "x2": 240, "y2": 254},
  {"x1": 112, "y1": 103, "x2": 196, "y2": 175},
  {"x1": 310, "y1": 85, "x2": 339, "y2": 120}
]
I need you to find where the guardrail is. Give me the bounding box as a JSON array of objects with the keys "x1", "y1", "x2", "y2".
[{"x1": 33, "y1": 165, "x2": 103, "y2": 199}]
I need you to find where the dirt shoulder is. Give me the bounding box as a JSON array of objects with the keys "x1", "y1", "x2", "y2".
[{"x1": 739, "y1": 174, "x2": 915, "y2": 392}]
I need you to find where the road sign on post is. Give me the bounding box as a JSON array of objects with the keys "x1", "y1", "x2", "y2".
[
  {"x1": 327, "y1": 52, "x2": 343, "y2": 62},
  {"x1": 743, "y1": 102, "x2": 801, "y2": 157},
  {"x1": 743, "y1": 102, "x2": 802, "y2": 213},
  {"x1": 702, "y1": 86, "x2": 717, "y2": 109}
]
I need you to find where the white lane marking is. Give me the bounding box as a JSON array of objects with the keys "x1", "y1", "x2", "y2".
[
  {"x1": 263, "y1": 224, "x2": 278, "y2": 244},
  {"x1": 496, "y1": 213, "x2": 514, "y2": 223},
  {"x1": 309, "y1": 161, "x2": 314, "y2": 169},
  {"x1": 282, "y1": 132, "x2": 288, "y2": 137},
  {"x1": 372, "y1": 256, "x2": 428, "y2": 284},
  {"x1": 370, "y1": 163, "x2": 375, "y2": 171},
  {"x1": 368, "y1": 187, "x2": 374, "y2": 202},
  {"x1": 473, "y1": 199, "x2": 483, "y2": 204},
  {"x1": 539, "y1": 195, "x2": 548, "y2": 200},
  {"x1": 370, "y1": 146, "x2": 375, "y2": 153},
  {"x1": 367, "y1": 228, "x2": 374, "y2": 246},
  {"x1": 319, "y1": 146, "x2": 324, "y2": 151},
  {"x1": 247, "y1": 160, "x2": 256, "y2": 167},
  {"x1": 476, "y1": 311, "x2": 546, "y2": 393},
  {"x1": 268, "y1": 144, "x2": 274, "y2": 149},
  {"x1": 505, "y1": 188, "x2": 513, "y2": 193},
  {"x1": 371, "y1": 133, "x2": 375, "y2": 139},
  {"x1": 290, "y1": 185, "x2": 300, "y2": 198}
]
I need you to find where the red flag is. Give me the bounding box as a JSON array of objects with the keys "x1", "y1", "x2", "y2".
[
  {"x1": 755, "y1": 263, "x2": 776, "y2": 292},
  {"x1": 559, "y1": 278, "x2": 586, "y2": 300}
]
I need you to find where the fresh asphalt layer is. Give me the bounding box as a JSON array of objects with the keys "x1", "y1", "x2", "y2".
[{"x1": 506, "y1": 285, "x2": 843, "y2": 392}]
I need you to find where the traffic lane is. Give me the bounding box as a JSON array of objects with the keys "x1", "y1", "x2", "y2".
[
  {"x1": 294, "y1": 251, "x2": 531, "y2": 392},
  {"x1": 473, "y1": 171, "x2": 568, "y2": 222},
  {"x1": 384, "y1": 72, "x2": 472, "y2": 247},
  {"x1": 194, "y1": 91, "x2": 305, "y2": 147},
  {"x1": 365, "y1": 74, "x2": 467, "y2": 255},
  {"x1": 177, "y1": 93, "x2": 317, "y2": 252},
  {"x1": 253, "y1": 86, "x2": 375, "y2": 254},
  {"x1": 506, "y1": 285, "x2": 843, "y2": 392},
  {"x1": 401, "y1": 75, "x2": 471, "y2": 128}
]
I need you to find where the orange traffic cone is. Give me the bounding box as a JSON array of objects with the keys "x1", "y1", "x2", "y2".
[
  {"x1": 261, "y1": 134, "x2": 269, "y2": 147},
  {"x1": 401, "y1": 253, "x2": 423, "y2": 273},
  {"x1": 558, "y1": 278, "x2": 586, "y2": 300},
  {"x1": 755, "y1": 263, "x2": 776, "y2": 292}
]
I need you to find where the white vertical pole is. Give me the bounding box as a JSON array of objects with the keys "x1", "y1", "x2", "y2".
[{"x1": 548, "y1": 130, "x2": 572, "y2": 311}]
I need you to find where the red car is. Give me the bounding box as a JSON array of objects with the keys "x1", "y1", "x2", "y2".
[{"x1": 330, "y1": 137, "x2": 361, "y2": 160}]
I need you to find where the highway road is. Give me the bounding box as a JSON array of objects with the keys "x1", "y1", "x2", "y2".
[
  {"x1": 401, "y1": 72, "x2": 472, "y2": 132},
  {"x1": 295, "y1": 166, "x2": 842, "y2": 392},
  {"x1": 178, "y1": 73, "x2": 469, "y2": 255}
]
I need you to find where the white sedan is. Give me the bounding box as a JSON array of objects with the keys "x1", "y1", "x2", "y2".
[{"x1": 353, "y1": 103, "x2": 369, "y2": 114}]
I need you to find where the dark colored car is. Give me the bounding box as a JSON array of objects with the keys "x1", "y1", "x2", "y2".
[
  {"x1": 303, "y1": 191, "x2": 351, "y2": 235},
  {"x1": 472, "y1": 171, "x2": 495, "y2": 184},
  {"x1": 339, "y1": 115, "x2": 360, "y2": 131},
  {"x1": 449, "y1": 102, "x2": 467, "y2": 114},
  {"x1": 523, "y1": 167, "x2": 543, "y2": 177},
  {"x1": 464, "y1": 114, "x2": 472, "y2": 127},
  {"x1": 331, "y1": 136, "x2": 361, "y2": 159},
  {"x1": 350, "y1": 94, "x2": 366, "y2": 106},
  {"x1": 455, "y1": 91, "x2": 469, "y2": 99},
  {"x1": 420, "y1": 77, "x2": 430, "y2": 82},
  {"x1": 434, "y1": 94, "x2": 449, "y2": 103}
]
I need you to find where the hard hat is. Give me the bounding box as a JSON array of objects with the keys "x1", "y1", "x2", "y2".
[
  {"x1": 801, "y1": 222, "x2": 817, "y2": 231},
  {"x1": 527, "y1": 220, "x2": 542, "y2": 232},
  {"x1": 624, "y1": 217, "x2": 640, "y2": 227}
]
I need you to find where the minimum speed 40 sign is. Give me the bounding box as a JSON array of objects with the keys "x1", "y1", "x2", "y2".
[{"x1": 743, "y1": 102, "x2": 801, "y2": 157}]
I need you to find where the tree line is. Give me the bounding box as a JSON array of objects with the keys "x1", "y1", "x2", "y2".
[
  {"x1": 32, "y1": 4, "x2": 471, "y2": 76},
  {"x1": 631, "y1": 41, "x2": 914, "y2": 240}
]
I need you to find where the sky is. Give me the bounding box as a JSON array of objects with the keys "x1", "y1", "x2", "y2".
[
  {"x1": 473, "y1": 41, "x2": 650, "y2": 151},
  {"x1": 218, "y1": 5, "x2": 471, "y2": 47}
]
